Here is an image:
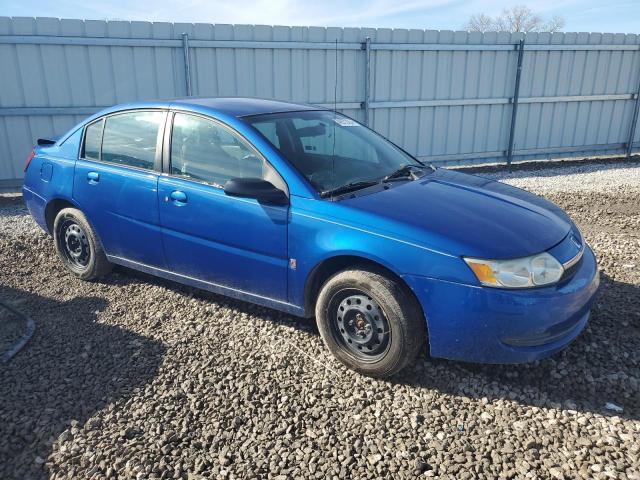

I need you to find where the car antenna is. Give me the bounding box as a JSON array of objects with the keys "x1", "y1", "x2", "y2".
[{"x1": 331, "y1": 38, "x2": 338, "y2": 201}]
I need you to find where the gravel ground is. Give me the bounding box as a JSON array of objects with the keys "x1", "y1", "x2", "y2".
[{"x1": 0, "y1": 159, "x2": 639, "y2": 479}]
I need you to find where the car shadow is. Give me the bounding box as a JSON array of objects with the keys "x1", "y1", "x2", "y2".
[
  {"x1": 394, "y1": 271, "x2": 640, "y2": 420},
  {"x1": 0, "y1": 285, "x2": 166, "y2": 480},
  {"x1": 107, "y1": 263, "x2": 639, "y2": 420}
]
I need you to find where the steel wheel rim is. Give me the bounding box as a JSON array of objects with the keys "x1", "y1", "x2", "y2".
[
  {"x1": 328, "y1": 288, "x2": 391, "y2": 362},
  {"x1": 58, "y1": 217, "x2": 90, "y2": 269}
]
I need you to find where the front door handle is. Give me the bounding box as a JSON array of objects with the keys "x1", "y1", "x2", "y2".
[
  {"x1": 87, "y1": 171, "x2": 100, "y2": 184},
  {"x1": 169, "y1": 190, "x2": 188, "y2": 204}
]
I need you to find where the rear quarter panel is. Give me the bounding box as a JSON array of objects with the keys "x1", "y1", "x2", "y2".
[{"x1": 23, "y1": 128, "x2": 83, "y2": 232}]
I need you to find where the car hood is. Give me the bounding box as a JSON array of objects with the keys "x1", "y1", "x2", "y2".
[{"x1": 340, "y1": 168, "x2": 572, "y2": 259}]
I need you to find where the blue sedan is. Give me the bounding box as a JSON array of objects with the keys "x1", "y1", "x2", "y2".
[{"x1": 22, "y1": 97, "x2": 599, "y2": 377}]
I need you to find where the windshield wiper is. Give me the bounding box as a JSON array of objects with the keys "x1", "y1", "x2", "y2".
[
  {"x1": 382, "y1": 164, "x2": 430, "y2": 182},
  {"x1": 320, "y1": 164, "x2": 435, "y2": 198},
  {"x1": 320, "y1": 180, "x2": 380, "y2": 198}
]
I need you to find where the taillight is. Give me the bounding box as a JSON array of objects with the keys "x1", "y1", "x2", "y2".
[{"x1": 24, "y1": 148, "x2": 35, "y2": 172}]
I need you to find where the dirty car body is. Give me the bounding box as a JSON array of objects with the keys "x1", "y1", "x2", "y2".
[{"x1": 23, "y1": 98, "x2": 599, "y2": 371}]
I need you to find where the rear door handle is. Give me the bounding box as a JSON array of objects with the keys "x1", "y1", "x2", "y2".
[
  {"x1": 87, "y1": 171, "x2": 100, "y2": 184},
  {"x1": 169, "y1": 190, "x2": 188, "y2": 204}
]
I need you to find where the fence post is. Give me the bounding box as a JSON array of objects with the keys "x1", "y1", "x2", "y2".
[
  {"x1": 182, "y1": 32, "x2": 192, "y2": 97},
  {"x1": 626, "y1": 70, "x2": 640, "y2": 158},
  {"x1": 362, "y1": 36, "x2": 371, "y2": 126},
  {"x1": 506, "y1": 38, "x2": 525, "y2": 167}
]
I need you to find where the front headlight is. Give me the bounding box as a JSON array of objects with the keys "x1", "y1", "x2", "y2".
[{"x1": 464, "y1": 252, "x2": 564, "y2": 288}]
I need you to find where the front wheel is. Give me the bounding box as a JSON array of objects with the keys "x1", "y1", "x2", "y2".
[
  {"x1": 315, "y1": 268, "x2": 426, "y2": 377},
  {"x1": 53, "y1": 207, "x2": 112, "y2": 281}
]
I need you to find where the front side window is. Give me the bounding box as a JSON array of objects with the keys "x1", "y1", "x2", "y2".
[
  {"x1": 100, "y1": 111, "x2": 163, "y2": 169},
  {"x1": 247, "y1": 111, "x2": 422, "y2": 193},
  {"x1": 170, "y1": 113, "x2": 268, "y2": 187}
]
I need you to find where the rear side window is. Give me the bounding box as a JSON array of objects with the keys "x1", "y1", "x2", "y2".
[
  {"x1": 83, "y1": 119, "x2": 103, "y2": 160},
  {"x1": 100, "y1": 111, "x2": 163, "y2": 170}
]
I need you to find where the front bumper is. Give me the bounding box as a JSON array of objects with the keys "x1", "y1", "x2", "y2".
[{"x1": 404, "y1": 245, "x2": 599, "y2": 364}]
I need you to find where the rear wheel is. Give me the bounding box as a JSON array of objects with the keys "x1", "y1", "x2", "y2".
[
  {"x1": 315, "y1": 268, "x2": 425, "y2": 377},
  {"x1": 53, "y1": 208, "x2": 112, "y2": 281}
]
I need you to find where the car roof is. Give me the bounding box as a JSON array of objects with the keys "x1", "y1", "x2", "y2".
[
  {"x1": 169, "y1": 97, "x2": 323, "y2": 118},
  {"x1": 63, "y1": 97, "x2": 330, "y2": 145}
]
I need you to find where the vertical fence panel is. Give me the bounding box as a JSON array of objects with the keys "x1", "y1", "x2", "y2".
[{"x1": 0, "y1": 17, "x2": 640, "y2": 187}]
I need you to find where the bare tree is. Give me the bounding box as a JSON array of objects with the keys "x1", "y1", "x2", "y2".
[
  {"x1": 465, "y1": 5, "x2": 565, "y2": 33},
  {"x1": 545, "y1": 15, "x2": 566, "y2": 33},
  {"x1": 466, "y1": 14, "x2": 494, "y2": 33}
]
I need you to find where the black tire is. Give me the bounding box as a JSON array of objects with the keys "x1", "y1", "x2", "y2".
[
  {"x1": 315, "y1": 268, "x2": 426, "y2": 378},
  {"x1": 53, "y1": 207, "x2": 112, "y2": 281}
]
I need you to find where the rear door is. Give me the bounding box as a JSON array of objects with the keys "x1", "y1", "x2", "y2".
[
  {"x1": 157, "y1": 111, "x2": 289, "y2": 301},
  {"x1": 73, "y1": 110, "x2": 167, "y2": 267}
]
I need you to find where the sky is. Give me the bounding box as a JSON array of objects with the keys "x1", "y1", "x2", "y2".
[{"x1": 1, "y1": 0, "x2": 639, "y2": 34}]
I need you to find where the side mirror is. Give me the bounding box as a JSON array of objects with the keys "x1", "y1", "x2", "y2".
[{"x1": 223, "y1": 177, "x2": 288, "y2": 205}]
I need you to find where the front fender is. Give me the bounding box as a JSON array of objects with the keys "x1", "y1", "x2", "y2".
[{"x1": 287, "y1": 196, "x2": 477, "y2": 311}]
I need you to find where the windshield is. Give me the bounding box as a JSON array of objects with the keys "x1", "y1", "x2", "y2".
[{"x1": 246, "y1": 110, "x2": 422, "y2": 194}]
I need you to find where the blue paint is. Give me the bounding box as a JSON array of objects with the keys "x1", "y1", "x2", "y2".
[{"x1": 22, "y1": 98, "x2": 600, "y2": 364}]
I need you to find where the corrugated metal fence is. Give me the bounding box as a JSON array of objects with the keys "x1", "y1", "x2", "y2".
[{"x1": 1, "y1": 17, "x2": 639, "y2": 187}]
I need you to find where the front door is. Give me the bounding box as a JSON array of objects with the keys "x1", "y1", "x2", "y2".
[
  {"x1": 73, "y1": 110, "x2": 166, "y2": 267},
  {"x1": 157, "y1": 112, "x2": 289, "y2": 301}
]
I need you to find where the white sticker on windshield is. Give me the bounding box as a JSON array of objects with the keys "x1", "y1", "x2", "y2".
[{"x1": 333, "y1": 118, "x2": 360, "y2": 127}]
